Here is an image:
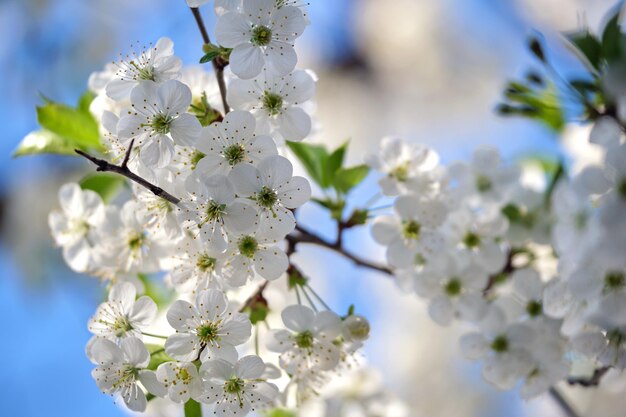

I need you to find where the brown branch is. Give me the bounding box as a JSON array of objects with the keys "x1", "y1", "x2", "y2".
[
  {"x1": 74, "y1": 149, "x2": 181, "y2": 205},
  {"x1": 287, "y1": 225, "x2": 393, "y2": 276},
  {"x1": 120, "y1": 139, "x2": 134, "y2": 169},
  {"x1": 190, "y1": 7, "x2": 230, "y2": 115},
  {"x1": 548, "y1": 387, "x2": 581, "y2": 417},
  {"x1": 567, "y1": 366, "x2": 610, "y2": 387},
  {"x1": 238, "y1": 280, "x2": 269, "y2": 313}
]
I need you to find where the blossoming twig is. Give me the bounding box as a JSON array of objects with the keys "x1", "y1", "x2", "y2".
[
  {"x1": 74, "y1": 148, "x2": 181, "y2": 205},
  {"x1": 189, "y1": 7, "x2": 230, "y2": 114}
]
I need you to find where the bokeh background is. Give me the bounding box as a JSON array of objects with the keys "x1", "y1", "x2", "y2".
[{"x1": 1, "y1": 0, "x2": 624, "y2": 416}]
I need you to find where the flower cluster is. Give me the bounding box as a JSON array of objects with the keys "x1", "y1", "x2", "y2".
[
  {"x1": 48, "y1": 1, "x2": 369, "y2": 415},
  {"x1": 367, "y1": 125, "x2": 626, "y2": 397}
]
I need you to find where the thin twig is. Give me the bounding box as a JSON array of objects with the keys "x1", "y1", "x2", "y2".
[
  {"x1": 287, "y1": 225, "x2": 393, "y2": 276},
  {"x1": 238, "y1": 280, "x2": 269, "y2": 313},
  {"x1": 567, "y1": 366, "x2": 610, "y2": 387},
  {"x1": 120, "y1": 139, "x2": 135, "y2": 169},
  {"x1": 74, "y1": 149, "x2": 181, "y2": 205},
  {"x1": 189, "y1": 7, "x2": 230, "y2": 114},
  {"x1": 548, "y1": 387, "x2": 581, "y2": 417}
]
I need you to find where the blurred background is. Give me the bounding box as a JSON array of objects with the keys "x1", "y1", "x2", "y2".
[{"x1": 1, "y1": 0, "x2": 624, "y2": 416}]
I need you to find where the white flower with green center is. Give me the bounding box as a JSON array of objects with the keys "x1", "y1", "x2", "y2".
[
  {"x1": 178, "y1": 173, "x2": 258, "y2": 253},
  {"x1": 215, "y1": 0, "x2": 306, "y2": 79},
  {"x1": 133, "y1": 184, "x2": 182, "y2": 239},
  {"x1": 106, "y1": 37, "x2": 182, "y2": 101},
  {"x1": 194, "y1": 110, "x2": 278, "y2": 176},
  {"x1": 228, "y1": 154, "x2": 310, "y2": 239},
  {"x1": 222, "y1": 229, "x2": 289, "y2": 281},
  {"x1": 94, "y1": 200, "x2": 173, "y2": 274},
  {"x1": 267, "y1": 305, "x2": 343, "y2": 374},
  {"x1": 156, "y1": 361, "x2": 204, "y2": 403},
  {"x1": 371, "y1": 194, "x2": 447, "y2": 269},
  {"x1": 228, "y1": 69, "x2": 315, "y2": 141},
  {"x1": 198, "y1": 355, "x2": 279, "y2": 416},
  {"x1": 117, "y1": 79, "x2": 202, "y2": 168},
  {"x1": 448, "y1": 146, "x2": 519, "y2": 205},
  {"x1": 414, "y1": 254, "x2": 488, "y2": 326},
  {"x1": 367, "y1": 136, "x2": 440, "y2": 196},
  {"x1": 49, "y1": 183, "x2": 106, "y2": 272},
  {"x1": 460, "y1": 305, "x2": 535, "y2": 390},
  {"x1": 91, "y1": 337, "x2": 165, "y2": 412},
  {"x1": 168, "y1": 237, "x2": 229, "y2": 293},
  {"x1": 446, "y1": 207, "x2": 509, "y2": 274},
  {"x1": 165, "y1": 289, "x2": 251, "y2": 362},
  {"x1": 88, "y1": 282, "x2": 157, "y2": 343}
]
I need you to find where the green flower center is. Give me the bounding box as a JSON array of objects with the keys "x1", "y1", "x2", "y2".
[
  {"x1": 130, "y1": 61, "x2": 155, "y2": 81},
  {"x1": 224, "y1": 377, "x2": 245, "y2": 394},
  {"x1": 444, "y1": 278, "x2": 462, "y2": 296},
  {"x1": 251, "y1": 25, "x2": 273, "y2": 46},
  {"x1": 390, "y1": 163, "x2": 409, "y2": 182},
  {"x1": 176, "y1": 367, "x2": 193, "y2": 383},
  {"x1": 197, "y1": 322, "x2": 220, "y2": 344},
  {"x1": 262, "y1": 91, "x2": 284, "y2": 116},
  {"x1": 463, "y1": 232, "x2": 481, "y2": 248},
  {"x1": 476, "y1": 175, "x2": 492, "y2": 192},
  {"x1": 224, "y1": 144, "x2": 246, "y2": 166},
  {"x1": 490, "y1": 335, "x2": 509, "y2": 353},
  {"x1": 605, "y1": 271, "x2": 625, "y2": 290},
  {"x1": 295, "y1": 330, "x2": 314, "y2": 349},
  {"x1": 191, "y1": 150, "x2": 206, "y2": 170},
  {"x1": 196, "y1": 254, "x2": 217, "y2": 273},
  {"x1": 205, "y1": 201, "x2": 226, "y2": 222},
  {"x1": 112, "y1": 316, "x2": 134, "y2": 337},
  {"x1": 151, "y1": 113, "x2": 173, "y2": 135},
  {"x1": 238, "y1": 235, "x2": 259, "y2": 258},
  {"x1": 257, "y1": 186, "x2": 278, "y2": 208},
  {"x1": 402, "y1": 220, "x2": 421, "y2": 240},
  {"x1": 128, "y1": 232, "x2": 146, "y2": 251},
  {"x1": 526, "y1": 300, "x2": 542, "y2": 317}
]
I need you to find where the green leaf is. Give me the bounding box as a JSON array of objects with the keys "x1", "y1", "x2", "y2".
[
  {"x1": 184, "y1": 399, "x2": 202, "y2": 417},
  {"x1": 80, "y1": 173, "x2": 126, "y2": 203},
  {"x1": 249, "y1": 303, "x2": 269, "y2": 325},
  {"x1": 333, "y1": 165, "x2": 369, "y2": 194},
  {"x1": 285, "y1": 141, "x2": 329, "y2": 187},
  {"x1": 323, "y1": 141, "x2": 348, "y2": 186},
  {"x1": 601, "y1": 11, "x2": 622, "y2": 61},
  {"x1": 146, "y1": 344, "x2": 172, "y2": 371},
  {"x1": 77, "y1": 91, "x2": 96, "y2": 113},
  {"x1": 200, "y1": 50, "x2": 221, "y2": 64},
  {"x1": 564, "y1": 30, "x2": 603, "y2": 71},
  {"x1": 138, "y1": 274, "x2": 175, "y2": 310},
  {"x1": 13, "y1": 129, "x2": 79, "y2": 157},
  {"x1": 37, "y1": 100, "x2": 100, "y2": 149},
  {"x1": 498, "y1": 80, "x2": 564, "y2": 132}
]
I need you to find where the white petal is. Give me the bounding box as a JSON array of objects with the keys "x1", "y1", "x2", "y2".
[
  {"x1": 254, "y1": 247, "x2": 288, "y2": 280},
  {"x1": 282, "y1": 305, "x2": 314, "y2": 332},
  {"x1": 258, "y1": 155, "x2": 293, "y2": 189},
  {"x1": 165, "y1": 333, "x2": 201, "y2": 362},
  {"x1": 158, "y1": 79, "x2": 192, "y2": 114},
  {"x1": 196, "y1": 289, "x2": 228, "y2": 321},
  {"x1": 121, "y1": 337, "x2": 150, "y2": 367},
  {"x1": 235, "y1": 355, "x2": 265, "y2": 379},
  {"x1": 266, "y1": 42, "x2": 297, "y2": 76},
  {"x1": 170, "y1": 113, "x2": 201, "y2": 147},
  {"x1": 230, "y1": 43, "x2": 264, "y2": 79},
  {"x1": 277, "y1": 106, "x2": 311, "y2": 141},
  {"x1": 215, "y1": 12, "x2": 251, "y2": 48}
]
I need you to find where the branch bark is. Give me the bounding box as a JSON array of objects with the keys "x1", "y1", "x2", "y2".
[
  {"x1": 189, "y1": 7, "x2": 230, "y2": 115},
  {"x1": 548, "y1": 387, "x2": 582, "y2": 417},
  {"x1": 287, "y1": 225, "x2": 393, "y2": 276},
  {"x1": 75, "y1": 149, "x2": 181, "y2": 205}
]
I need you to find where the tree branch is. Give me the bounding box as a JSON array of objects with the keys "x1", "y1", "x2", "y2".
[
  {"x1": 238, "y1": 280, "x2": 269, "y2": 313},
  {"x1": 548, "y1": 387, "x2": 581, "y2": 417},
  {"x1": 567, "y1": 366, "x2": 610, "y2": 387},
  {"x1": 287, "y1": 225, "x2": 393, "y2": 276},
  {"x1": 74, "y1": 149, "x2": 181, "y2": 205},
  {"x1": 189, "y1": 7, "x2": 230, "y2": 115}
]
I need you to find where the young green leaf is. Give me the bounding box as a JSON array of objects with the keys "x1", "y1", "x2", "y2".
[
  {"x1": 285, "y1": 141, "x2": 329, "y2": 186},
  {"x1": 333, "y1": 165, "x2": 369, "y2": 194},
  {"x1": 564, "y1": 30, "x2": 603, "y2": 71},
  {"x1": 323, "y1": 141, "x2": 348, "y2": 186},
  {"x1": 13, "y1": 130, "x2": 79, "y2": 157},
  {"x1": 80, "y1": 173, "x2": 126, "y2": 203},
  {"x1": 146, "y1": 344, "x2": 172, "y2": 371},
  {"x1": 601, "y1": 11, "x2": 622, "y2": 61},
  {"x1": 36, "y1": 101, "x2": 100, "y2": 148},
  {"x1": 184, "y1": 399, "x2": 202, "y2": 417}
]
